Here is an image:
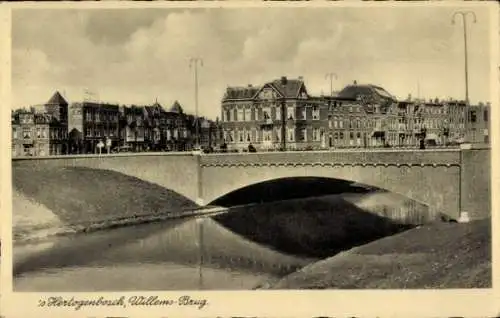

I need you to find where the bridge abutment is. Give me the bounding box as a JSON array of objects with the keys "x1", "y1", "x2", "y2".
[{"x1": 459, "y1": 145, "x2": 491, "y2": 221}]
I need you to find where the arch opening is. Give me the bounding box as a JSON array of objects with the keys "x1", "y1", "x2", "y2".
[
  {"x1": 207, "y1": 177, "x2": 431, "y2": 259},
  {"x1": 209, "y1": 177, "x2": 372, "y2": 207}
]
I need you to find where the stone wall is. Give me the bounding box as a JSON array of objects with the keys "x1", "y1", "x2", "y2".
[{"x1": 12, "y1": 153, "x2": 200, "y2": 202}]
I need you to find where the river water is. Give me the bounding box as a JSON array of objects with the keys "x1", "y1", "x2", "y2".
[{"x1": 13, "y1": 192, "x2": 430, "y2": 291}]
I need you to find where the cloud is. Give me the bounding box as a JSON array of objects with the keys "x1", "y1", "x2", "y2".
[{"x1": 11, "y1": 6, "x2": 493, "y2": 120}]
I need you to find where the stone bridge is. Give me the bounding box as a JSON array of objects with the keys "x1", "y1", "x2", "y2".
[{"x1": 12, "y1": 146, "x2": 491, "y2": 221}]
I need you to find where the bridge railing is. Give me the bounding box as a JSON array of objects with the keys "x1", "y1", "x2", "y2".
[{"x1": 12, "y1": 145, "x2": 467, "y2": 160}]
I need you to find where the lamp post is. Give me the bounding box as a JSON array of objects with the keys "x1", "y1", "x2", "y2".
[
  {"x1": 189, "y1": 57, "x2": 203, "y2": 149},
  {"x1": 452, "y1": 11, "x2": 477, "y2": 142},
  {"x1": 280, "y1": 76, "x2": 287, "y2": 151},
  {"x1": 325, "y1": 72, "x2": 338, "y2": 96}
]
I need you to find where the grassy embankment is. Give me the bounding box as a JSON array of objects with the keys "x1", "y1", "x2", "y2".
[
  {"x1": 267, "y1": 218, "x2": 491, "y2": 289},
  {"x1": 13, "y1": 165, "x2": 200, "y2": 235}
]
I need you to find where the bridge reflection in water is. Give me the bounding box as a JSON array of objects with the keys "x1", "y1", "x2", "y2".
[{"x1": 13, "y1": 192, "x2": 429, "y2": 291}]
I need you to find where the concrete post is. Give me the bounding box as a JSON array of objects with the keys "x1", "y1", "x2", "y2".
[{"x1": 195, "y1": 152, "x2": 204, "y2": 206}]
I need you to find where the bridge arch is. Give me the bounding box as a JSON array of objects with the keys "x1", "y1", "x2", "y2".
[
  {"x1": 200, "y1": 163, "x2": 461, "y2": 219},
  {"x1": 206, "y1": 175, "x2": 430, "y2": 209}
]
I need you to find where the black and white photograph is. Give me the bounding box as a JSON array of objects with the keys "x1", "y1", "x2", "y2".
[{"x1": 1, "y1": 1, "x2": 498, "y2": 316}]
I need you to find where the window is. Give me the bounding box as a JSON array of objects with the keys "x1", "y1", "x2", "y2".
[
  {"x1": 301, "y1": 108, "x2": 307, "y2": 120},
  {"x1": 484, "y1": 109, "x2": 489, "y2": 122},
  {"x1": 229, "y1": 130, "x2": 235, "y2": 142},
  {"x1": 225, "y1": 110, "x2": 230, "y2": 122},
  {"x1": 470, "y1": 110, "x2": 477, "y2": 123},
  {"x1": 333, "y1": 116, "x2": 338, "y2": 128},
  {"x1": 233, "y1": 109, "x2": 237, "y2": 121},
  {"x1": 245, "y1": 108, "x2": 251, "y2": 122},
  {"x1": 275, "y1": 107, "x2": 281, "y2": 121},
  {"x1": 12, "y1": 128, "x2": 17, "y2": 139},
  {"x1": 287, "y1": 107, "x2": 295, "y2": 120},
  {"x1": 252, "y1": 129, "x2": 258, "y2": 142},
  {"x1": 275, "y1": 128, "x2": 281, "y2": 142},
  {"x1": 36, "y1": 128, "x2": 41, "y2": 138},
  {"x1": 238, "y1": 130, "x2": 244, "y2": 142},
  {"x1": 263, "y1": 130, "x2": 272, "y2": 142},
  {"x1": 237, "y1": 109, "x2": 244, "y2": 122},
  {"x1": 86, "y1": 128, "x2": 92, "y2": 137},
  {"x1": 313, "y1": 128, "x2": 320, "y2": 141},
  {"x1": 301, "y1": 128, "x2": 307, "y2": 142},
  {"x1": 288, "y1": 128, "x2": 295, "y2": 142},
  {"x1": 312, "y1": 106, "x2": 320, "y2": 120},
  {"x1": 41, "y1": 128, "x2": 47, "y2": 138},
  {"x1": 262, "y1": 108, "x2": 271, "y2": 120},
  {"x1": 95, "y1": 129, "x2": 101, "y2": 137},
  {"x1": 339, "y1": 119, "x2": 344, "y2": 129}
]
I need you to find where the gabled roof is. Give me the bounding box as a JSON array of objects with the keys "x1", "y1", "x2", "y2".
[
  {"x1": 169, "y1": 100, "x2": 184, "y2": 113},
  {"x1": 46, "y1": 91, "x2": 68, "y2": 106},
  {"x1": 223, "y1": 77, "x2": 308, "y2": 101},
  {"x1": 267, "y1": 78, "x2": 307, "y2": 99}
]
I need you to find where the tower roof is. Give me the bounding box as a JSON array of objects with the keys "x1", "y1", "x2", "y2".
[
  {"x1": 337, "y1": 84, "x2": 396, "y2": 101},
  {"x1": 169, "y1": 100, "x2": 184, "y2": 113},
  {"x1": 46, "y1": 91, "x2": 68, "y2": 106}
]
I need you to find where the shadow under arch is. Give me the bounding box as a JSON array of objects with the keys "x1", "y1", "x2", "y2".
[
  {"x1": 208, "y1": 177, "x2": 428, "y2": 259},
  {"x1": 208, "y1": 176, "x2": 430, "y2": 210}
]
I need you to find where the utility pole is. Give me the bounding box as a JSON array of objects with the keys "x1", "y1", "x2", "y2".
[
  {"x1": 452, "y1": 11, "x2": 477, "y2": 142},
  {"x1": 325, "y1": 72, "x2": 338, "y2": 96},
  {"x1": 189, "y1": 58, "x2": 203, "y2": 149}
]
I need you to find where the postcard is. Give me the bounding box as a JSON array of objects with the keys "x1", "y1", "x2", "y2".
[{"x1": 1, "y1": 1, "x2": 498, "y2": 317}]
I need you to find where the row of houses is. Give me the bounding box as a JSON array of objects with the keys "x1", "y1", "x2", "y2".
[
  {"x1": 219, "y1": 77, "x2": 490, "y2": 151},
  {"x1": 12, "y1": 92, "x2": 221, "y2": 157},
  {"x1": 12, "y1": 77, "x2": 490, "y2": 157}
]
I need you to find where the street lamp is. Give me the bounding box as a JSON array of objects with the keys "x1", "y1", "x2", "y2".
[
  {"x1": 325, "y1": 72, "x2": 338, "y2": 97},
  {"x1": 280, "y1": 76, "x2": 287, "y2": 151},
  {"x1": 452, "y1": 10, "x2": 477, "y2": 141},
  {"x1": 189, "y1": 57, "x2": 203, "y2": 149}
]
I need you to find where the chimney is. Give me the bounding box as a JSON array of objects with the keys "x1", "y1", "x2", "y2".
[
  {"x1": 298, "y1": 76, "x2": 303, "y2": 81},
  {"x1": 248, "y1": 84, "x2": 253, "y2": 88},
  {"x1": 281, "y1": 76, "x2": 288, "y2": 85},
  {"x1": 353, "y1": 80, "x2": 357, "y2": 85}
]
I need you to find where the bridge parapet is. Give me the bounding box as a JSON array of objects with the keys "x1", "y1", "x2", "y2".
[{"x1": 200, "y1": 150, "x2": 462, "y2": 167}]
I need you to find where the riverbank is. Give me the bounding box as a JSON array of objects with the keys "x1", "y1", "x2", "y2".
[
  {"x1": 266, "y1": 218, "x2": 491, "y2": 289},
  {"x1": 13, "y1": 165, "x2": 200, "y2": 242}
]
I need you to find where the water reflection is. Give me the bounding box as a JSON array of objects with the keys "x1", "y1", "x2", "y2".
[{"x1": 13, "y1": 192, "x2": 430, "y2": 291}]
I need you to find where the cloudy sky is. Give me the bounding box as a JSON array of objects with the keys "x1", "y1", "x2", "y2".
[{"x1": 12, "y1": 5, "x2": 493, "y2": 119}]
